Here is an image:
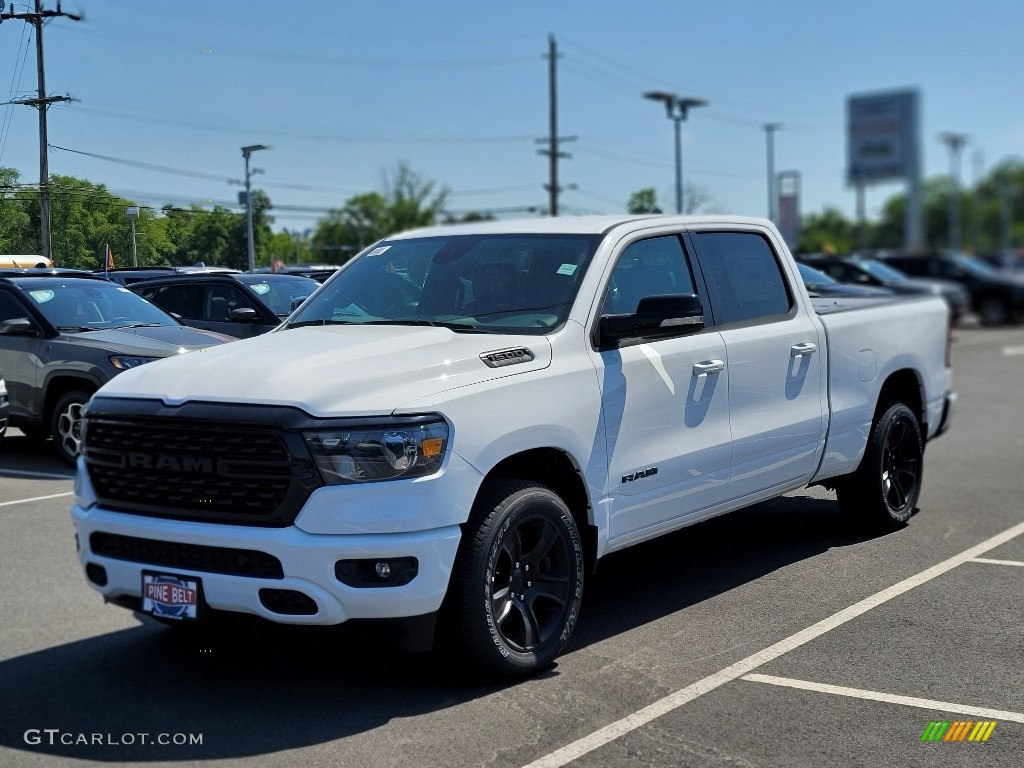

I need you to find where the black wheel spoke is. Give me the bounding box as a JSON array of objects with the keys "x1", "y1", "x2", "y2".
[{"x1": 521, "y1": 520, "x2": 562, "y2": 563}]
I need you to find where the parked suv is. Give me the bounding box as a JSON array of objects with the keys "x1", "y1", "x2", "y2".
[
  {"x1": 0, "y1": 269, "x2": 231, "y2": 464},
  {"x1": 129, "y1": 272, "x2": 320, "y2": 338},
  {"x1": 799, "y1": 254, "x2": 970, "y2": 323},
  {"x1": 96, "y1": 264, "x2": 239, "y2": 286},
  {"x1": 879, "y1": 251, "x2": 1024, "y2": 326}
]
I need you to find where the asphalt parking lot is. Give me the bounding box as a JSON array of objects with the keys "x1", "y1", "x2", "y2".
[{"x1": 0, "y1": 324, "x2": 1021, "y2": 768}]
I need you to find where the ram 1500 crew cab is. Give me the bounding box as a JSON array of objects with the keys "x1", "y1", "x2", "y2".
[{"x1": 72, "y1": 215, "x2": 955, "y2": 678}]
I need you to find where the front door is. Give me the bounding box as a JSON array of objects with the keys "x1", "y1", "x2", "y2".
[{"x1": 593, "y1": 234, "x2": 733, "y2": 545}]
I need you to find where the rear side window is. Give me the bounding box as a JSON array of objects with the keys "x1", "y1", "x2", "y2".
[{"x1": 692, "y1": 232, "x2": 791, "y2": 325}]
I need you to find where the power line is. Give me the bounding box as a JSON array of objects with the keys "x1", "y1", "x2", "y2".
[{"x1": 0, "y1": 22, "x2": 33, "y2": 164}]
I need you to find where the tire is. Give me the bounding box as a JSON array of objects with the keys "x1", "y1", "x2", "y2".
[
  {"x1": 445, "y1": 479, "x2": 585, "y2": 679},
  {"x1": 51, "y1": 390, "x2": 92, "y2": 466},
  {"x1": 836, "y1": 403, "x2": 923, "y2": 530},
  {"x1": 978, "y1": 296, "x2": 1009, "y2": 327}
]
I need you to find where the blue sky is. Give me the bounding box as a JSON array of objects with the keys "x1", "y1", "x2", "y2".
[{"x1": 2, "y1": 0, "x2": 1022, "y2": 235}]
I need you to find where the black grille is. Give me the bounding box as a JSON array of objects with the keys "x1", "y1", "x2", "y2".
[
  {"x1": 91, "y1": 532, "x2": 284, "y2": 579},
  {"x1": 83, "y1": 412, "x2": 321, "y2": 526}
]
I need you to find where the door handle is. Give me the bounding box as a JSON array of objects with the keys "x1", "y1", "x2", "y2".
[
  {"x1": 692, "y1": 359, "x2": 725, "y2": 376},
  {"x1": 790, "y1": 342, "x2": 817, "y2": 357}
]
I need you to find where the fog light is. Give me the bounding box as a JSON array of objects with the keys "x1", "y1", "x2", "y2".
[
  {"x1": 336, "y1": 557, "x2": 418, "y2": 588},
  {"x1": 85, "y1": 563, "x2": 108, "y2": 586}
]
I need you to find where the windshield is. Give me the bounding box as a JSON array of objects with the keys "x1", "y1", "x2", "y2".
[
  {"x1": 236, "y1": 274, "x2": 319, "y2": 316},
  {"x1": 285, "y1": 234, "x2": 601, "y2": 334},
  {"x1": 797, "y1": 262, "x2": 837, "y2": 285},
  {"x1": 22, "y1": 280, "x2": 178, "y2": 331},
  {"x1": 951, "y1": 253, "x2": 999, "y2": 277},
  {"x1": 858, "y1": 259, "x2": 909, "y2": 282}
]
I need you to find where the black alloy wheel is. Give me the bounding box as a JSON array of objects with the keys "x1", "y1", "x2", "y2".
[
  {"x1": 837, "y1": 402, "x2": 924, "y2": 529},
  {"x1": 446, "y1": 479, "x2": 584, "y2": 679}
]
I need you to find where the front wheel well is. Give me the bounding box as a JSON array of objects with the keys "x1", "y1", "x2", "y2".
[
  {"x1": 44, "y1": 377, "x2": 98, "y2": 428},
  {"x1": 476, "y1": 448, "x2": 597, "y2": 573}
]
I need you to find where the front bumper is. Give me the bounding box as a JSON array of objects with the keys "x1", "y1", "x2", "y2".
[{"x1": 73, "y1": 504, "x2": 461, "y2": 625}]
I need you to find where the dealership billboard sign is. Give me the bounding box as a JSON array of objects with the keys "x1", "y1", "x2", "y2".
[{"x1": 846, "y1": 89, "x2": 920, "y2": 184}]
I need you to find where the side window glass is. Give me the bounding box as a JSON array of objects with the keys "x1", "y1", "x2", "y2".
[
  {"x1": 601, "y1": 235, "x2": 695, "y2": 316},
  {"x1": 149, "y1": 285, "x2": 201, "y2": 319},
  {"x1": 0, "y1": 293, "x2": 28, "y2": 323},
  {"x1": 207, "y1": 285, "x2": 256, "y2": 322},
  {"x1": 693, "y1": 232, "x2": 791, "y2": 325}
]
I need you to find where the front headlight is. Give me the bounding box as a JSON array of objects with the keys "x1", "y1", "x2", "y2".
[
  {"x1": 109, "y1": 355, "x2": 161, "y2": 370},
  {"x1": 304, "y1": 418, "x2": 448, "y2": 484}
]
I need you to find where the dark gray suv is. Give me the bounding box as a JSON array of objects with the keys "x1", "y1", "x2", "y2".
[{"x1": 0, "y1": 269, "x2": 231, "y2": 464}]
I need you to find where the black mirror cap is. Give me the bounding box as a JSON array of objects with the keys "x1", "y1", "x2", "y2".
[
  {"x1": 599, "y1": 294, "x2": 704, "y2": 346},
  {"x1": 0, "y1": 317, "x2": 38, "y2": 336},
  {"x1": 229, "y1": 307, "x2": 262, "y2": 323}
]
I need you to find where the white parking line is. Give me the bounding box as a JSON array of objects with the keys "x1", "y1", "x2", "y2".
[
  {"x1": 0, "y1": 491, "x2": 74, "y2": 508},
  {"x1": 1002, "y1": 345, "x2": 1024, "y2": 356},
  {"x1": 969, "y1": 557, "x2": 1024, "y2": 567},
  {"x1": 0, "y1": 469, "x2": 75, "y2": 480},
  {"x1": 742, "y1": 674, "x2": 1024, "y2": 723},
  {"x1": 522, "y1": 519, "x2": 1024, "y2": 768}
]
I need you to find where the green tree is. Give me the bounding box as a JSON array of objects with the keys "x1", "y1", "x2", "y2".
[
  {"x1": 312, "y1": 163, "x2": 448, "y2": 262},
  {"x1": 0, "y1": 168, "x2": 34, "y2": 253},
  {"x1": 798, "y1": 206, "x2": 856, "y2": 254},
  {"x1": 627, "y1": 188, "x2": 659, "y2": 214}
]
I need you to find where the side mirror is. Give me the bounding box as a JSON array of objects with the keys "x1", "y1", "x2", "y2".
[
  {"x1": 0, "y1": 317, "x2": 39, "y2": 336},
  {"x1": 599, "y1": 294, "x2": 704, "y2": 345},
  {"x1": 229, "y1": 307, "x2": 262, "y2": 323}
]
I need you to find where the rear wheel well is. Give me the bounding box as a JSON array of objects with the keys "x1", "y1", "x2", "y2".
[
  {"x1": 876, "y1": 369, "x2": 924, "y2": 432},
  {"x1": 476, "y1": 448, "x2": 597, "y2": 572}
]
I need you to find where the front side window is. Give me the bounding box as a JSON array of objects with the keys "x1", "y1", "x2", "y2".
[
  {"x1": 286, "y1": 234, "x2": 601, "y2": 335},
  {"x1": 692, "y1": 232, "x2": 791, "y2": 325},
  {"x1": 600, "y1": 235, "x2": 695, "y2": 315}
]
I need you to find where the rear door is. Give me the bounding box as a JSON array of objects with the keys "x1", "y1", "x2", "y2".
[{"x1": 689, "y1": 229, "x2": 827, "y2": 498}]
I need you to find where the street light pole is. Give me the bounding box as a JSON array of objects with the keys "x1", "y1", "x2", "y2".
[
  {"x1": 241, "y1": 143, "x2": 269, "y2": 272},
  {"x1": 939, "y1": 132, "x2": 968, "y2": 253},
  {"x1": 763, "y1": 123, "x2": 782, "y2": 223},
  {"x1": 126, "y1": 206, "x2": 139, "y2": 266},
  {"x1": 644, "y1": 91, "x2": 707, "y2": 214}
]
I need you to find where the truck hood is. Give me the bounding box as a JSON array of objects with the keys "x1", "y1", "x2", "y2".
[
  {"x1": 62, "y1": 324, "x2": 230, "y2": 356},
  {"x1": 99, "y1": 324, "x2": 553, "y2": 415}
]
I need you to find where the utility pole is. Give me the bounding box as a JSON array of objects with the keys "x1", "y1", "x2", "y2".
[
  {"x1": 0, "y1": 1, "x2": 80, "y2": 264},
  {"x1": 763, "y1": 123, "x2": 781, "y2": 224},
  {"x1": 939, "y1": 132, "x2": 968, "y2": 253},
  {"x1": 241, "y1": 144, "x2": 269, "y2": 272},
  {"x1": 535, "y1": 35, "x2": 575, "y2": 216}
]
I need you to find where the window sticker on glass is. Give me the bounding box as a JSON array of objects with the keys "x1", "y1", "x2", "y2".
[
  {"x1": 250, "y1": 283, "x2": 271, "y2": 295},
  {"x1": 28, "y1": 290, "x2": 55, "y2": 303},
  {"x1": 556, "y1": 263, "x2": 578, "y2": 276},
  {"x1": 368, "y1": 246, "x2": 391, "y2": 257}
]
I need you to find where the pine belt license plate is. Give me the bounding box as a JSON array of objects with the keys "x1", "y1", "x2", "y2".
[{"x1": 142, "y1": 571, "x2": 200, "y2": 621}]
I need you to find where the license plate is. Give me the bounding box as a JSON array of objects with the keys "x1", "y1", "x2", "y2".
[{"x1": 141, "y1": 571, "x2": 200, "y2": 621}]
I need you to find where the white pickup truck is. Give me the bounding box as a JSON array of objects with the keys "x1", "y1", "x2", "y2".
[{"x1": 72, "y1": 215, "x2": 955, "y2": 678}]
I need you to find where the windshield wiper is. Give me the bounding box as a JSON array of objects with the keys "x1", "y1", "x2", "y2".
[
  {"x1": 286, "y1": 318, "x2": 360, "y2": 328},
  {"x1": 114, "y1": 322, "x2": 166, "y2": 328},
  {"x1": 362, "y1": 319, "x2": 486, "y2": 333},
  {"x1": 55, "y1": 325, "x2": 94, "y2": 332}
]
